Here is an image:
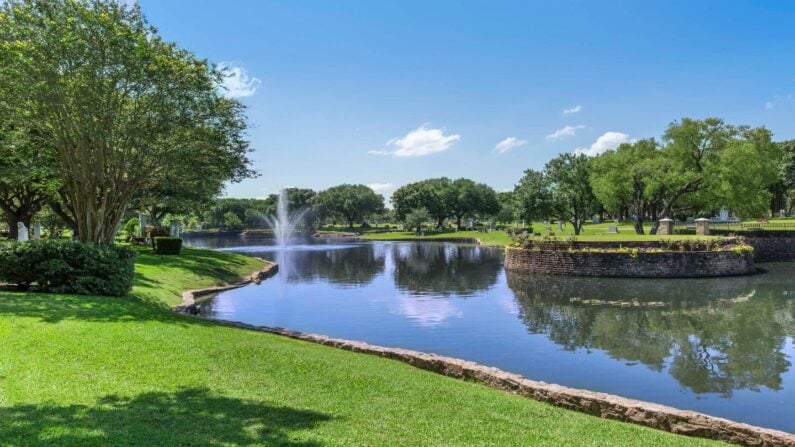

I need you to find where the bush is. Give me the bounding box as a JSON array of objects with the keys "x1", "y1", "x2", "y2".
[
  {"x1": 0, "y1": 240, "x2": 136, "y2": 296},
  {"x1": 153, "y1": 237, "x2": 183, "y2": 255}
]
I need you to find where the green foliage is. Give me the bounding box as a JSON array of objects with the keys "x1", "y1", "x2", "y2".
[
  {"x1": 0, "y1": 239, "x2": 135, "y2": 296},
  {"x1": 545, "y1": 153, "x2": 598, "y2": 235},
  {"x1": 0, "y1": 0, "x2": 254, "y2": 242},
  {"x1": 153, "y1": 237, "x2": 183, "y2": 255},
  {"x1": 223, "y1": 212, "x2": 244, "y2": 230},
  {"x1": 316, "y1": 184, "x2": 385, "y2": 227},
  {"x1": 404, "y1": 207, "x2": 431, "y2": 233},
  {"x1": 122, "y1": 217, "x2": 141, "y2": 238},
  {"x1": 513, "y1": 169, "x2": 553, "y2": 223}
]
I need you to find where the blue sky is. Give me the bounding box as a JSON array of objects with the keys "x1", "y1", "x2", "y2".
[{"x1": 138, "y1": 0, "x2": 795, "y2": 201}]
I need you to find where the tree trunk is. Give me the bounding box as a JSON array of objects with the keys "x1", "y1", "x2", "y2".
[{"x1": 456, "y1": 215, "x2": 463, "y2": 231}]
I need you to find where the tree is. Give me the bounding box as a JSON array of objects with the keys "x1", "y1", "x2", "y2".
[
  {"x1": 495, "y1": 191, "x2": 517, "y2": 224},
  {"x1": 513, "y1": 169, "x2": 553, "y2": 224},
  {"x1": 223, "y1": 212, "x2": 244, "y2": 230},
  {"x1": 404, "y1": 207, "x2": 430, "y2": 233},
  {"x1": 0, "y1": 0, "x2": 253, "y2": 242},
  {"x1": 544, "y1": 153, "x2": 598, "y2": 235},
  {"x1": 648, "y1": 118, "x2": 778, "y2": 232},
  {"x1": 0, "y1": 124, "x2": 59, "y2": 240},
  {"x1": 391, "y1": 178, "x2": 454, "y2": 229},
  {"x1": 316, "y1": 184, "x2": 384, "y2": 228},
  {"x1": 448, "y1": 178, "x2": 499, "y2": 230},
  {"x1": 590, "y1": 139, "x2": 660, "y2": 234}
]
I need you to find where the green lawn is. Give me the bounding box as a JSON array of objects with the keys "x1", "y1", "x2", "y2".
[
  {"x1": 363, "y1": 224, "x2": 719, "y2": 246},
  {"x1": 0, "y1": 248, "x2": 723, "y2": 446}
]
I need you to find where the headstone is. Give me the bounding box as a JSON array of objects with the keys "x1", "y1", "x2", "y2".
[
  {"x1": 138, "y1": 213, "x2": 147, "y2": 238},
  {"x1": 719, "y1": 208, "x2": 730, "y2": 222},
  {"x1": 607, "y1": 226, "x2": 619, "y2": 234},
  {"x1": 558, "y1": 221, "x2": 563, "y2": 231},
  {"x1": 169, "y1": 221, "x2": 180, "y2": 238},
  {"x1": 32, "y1": 222, "x2": 42, "y2": 239},
  {"x1": 658, "y1": 218, "x2": 674, "y2": 236},
  {"x1": 695, "y1": 218, "x2": 711, "y2": 236},
  {"x1": 468, "y1": 218, "x2": 474, "y2": 230},
  {"x1": 17, "y1": 222, "x2": 29, "y2": 242}
]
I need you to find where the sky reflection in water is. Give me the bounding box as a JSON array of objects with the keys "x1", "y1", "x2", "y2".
[{"x1": 187, "y1": 236, "x2": 795, "y2": 433}]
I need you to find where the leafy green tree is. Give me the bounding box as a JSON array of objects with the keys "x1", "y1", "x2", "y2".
[
  {"x1": 223, "y1": 212, "x2": 244, "y2": 230},
  {"x1": 544, "y1": 153, "x2": 598, "y2": 235},
  {"x1": 590, "y1": 139, "x2": 660, "y2": 234},
  {"x1": 404, "y1": 207, "x2": 430, "y2": 233},
  {"x1": 316, "y1": 184, "x2": 384, "y2": 228},
  {"x1": 449, "y1": 178, "x2": 499, "y2": 230},
  {"x1": 391, "y1": 178, "x2": 454, "y2": 229},
  {"x1": 495, "y1": 191, "x2": 517, "y2": 224},
  {"x1": 648, "y1": 118, "x2": 777, "y2": 231},
  {"x1": 0, "y1": 0, "x2": 253, "y2": 242},
  {"x1": 513, "y1": 169, "x2": 553, "y2": 224}
]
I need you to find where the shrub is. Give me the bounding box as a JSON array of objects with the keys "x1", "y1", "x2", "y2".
[
  {"x1": 153, "y1": 237, "x2": 183, "y2": 255},
  {"x1": 0, "y1": 240, "x2": 136, "y2": 296},
  {"x1": 122, "y1": 217, "x2": 140, "y2": 238}
]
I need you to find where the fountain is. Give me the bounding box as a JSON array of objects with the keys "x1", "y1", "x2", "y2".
[{"x1": 265, "y1": 189, "x2": 309, "y2": 249}]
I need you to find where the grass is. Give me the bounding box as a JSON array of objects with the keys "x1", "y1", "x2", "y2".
[
  {"x1": 363, "y1": 221, "x2": 720, "y2": 246},
  {"x1": 0, "y1": 248, "x2": 724, "y2": 446}
]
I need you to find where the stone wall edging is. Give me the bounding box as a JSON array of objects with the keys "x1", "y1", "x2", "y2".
[
  {"x1": 170, "y1": 257, "x2": 794, "y2": 446},
  {"x1": 504, "y1": 246, "x2": 756, "y2": 278},
  {"x1": 174, "y1": 259, "x2": 278, "y2": 314},
  {"x1": 171, "y1": 309, "x2": 795, "y2": 447}
]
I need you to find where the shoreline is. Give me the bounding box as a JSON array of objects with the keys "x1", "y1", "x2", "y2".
[{"x1": 172, "y1": 257, "x2": 795, "y2": 447}]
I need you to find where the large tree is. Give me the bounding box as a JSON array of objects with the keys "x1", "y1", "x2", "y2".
[
  {"x1": 0, "y1": 0, "x2": 253, "y2": 242},
  {"x1": 545, "y1": 153, "x2": 598, "y2": 235},
  {"x1": 590, "y1": 139, "x2": 660, "y2": 234},
  {"x1": 316, "y1": 184, "x2": 384, "y2": 228},
  {"x1": 391, "y1": 178, "x2": 454, "y2": 229},
  {"x1": 448, "y1": 178, "x2": 499, "y2": 230},
  {"x1": 513, "y1": 169, "x2": 553, "y2": 224},
  {"x1": 648, "y1": 118, "x2": 778, "y2": 232}
]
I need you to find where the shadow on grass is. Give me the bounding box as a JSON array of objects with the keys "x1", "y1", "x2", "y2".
[
  {"x1": 0, "y1": 387, "x2": 331, "y2": 446},
  {"x1": 0, "y1": 292, "x2": 195, "y2": 325}
]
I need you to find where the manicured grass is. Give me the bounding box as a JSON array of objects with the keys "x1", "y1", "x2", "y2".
[
  {"x1": 0, "y1": 248, "x2": 723, "y2": 446},
  {"x1": 363, "y1": 226, "x2": 718, "y2": 246},
  {"x1": 364, "y1": 229, "x2": 513, "y2": 246}
]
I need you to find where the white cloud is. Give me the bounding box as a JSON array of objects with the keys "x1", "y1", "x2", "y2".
[
  {"x1": 765, "y1": 94, "x2": 792, "y2": 111},
  {"x1": 218, "y1": 63, "x2": 261, "y2": 98},
  {"x1": 372, "y1": 124, "x2": 461, "y2": 157},
  {"x1": 545, "y1": 125, "x2": 585, "y2": 141},
  {"x1": 493, "y1": 137, "x2": 528, "y2": 154},
  {"x1": 574, "y1": 131, "x2": 630, "y2": 157},
  {"x1": 367, "y1": 182, "x2": 393, "y2": 192},
  {"x1": 563, "y1": 105, "x2": 582, "y2": 114}
]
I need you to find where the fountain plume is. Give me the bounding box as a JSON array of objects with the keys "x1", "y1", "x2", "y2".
[{"x1": 265, "y1": 189, "x2": 309, "y2": 248}]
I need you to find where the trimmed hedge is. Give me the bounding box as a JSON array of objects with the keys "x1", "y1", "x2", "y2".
[
  {"x1": 153, "y1": 237, "x2": 183, "y2": 255},
  {"x1": 0, "y1": 240, "x2": 136, "y2": 296}
]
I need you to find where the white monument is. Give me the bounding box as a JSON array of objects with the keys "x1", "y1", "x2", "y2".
[
  {"x1": 17, "y1": 222, "x2": 29, "y2": 242},
  {"x1": 32, "y1": 222, "x2": 42, "y2": 239},
  {"x1": 169, "y1": 221, "x2": 180, "y2": 237}
]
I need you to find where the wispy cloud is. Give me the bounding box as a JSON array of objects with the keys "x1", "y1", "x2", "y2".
[
  {"x1": 370, "y1": 124, "x2": 460, "y2": 157},
  {"x1": 574, "y1": 131, "x2": 629, "y2": 157},
  {"x1": 493, "y1": 137, "x2": 528, "y2": 154},
  {"x1": 563, "y1": 105, "x2": 582, "y2": 114},
  {"x1": 545, "y1": 125, "x2": 585, "y2": 141},
  {"x1": 765, "y1": 94, "x2": 792, "y2": 110},
  {"x1": 218, "y1": 63, "x2": 261, "y2": 98}
]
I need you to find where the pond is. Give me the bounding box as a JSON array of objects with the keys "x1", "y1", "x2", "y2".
[{"x1": 186, "y1": 236, "x2": 795, "y2": 433}]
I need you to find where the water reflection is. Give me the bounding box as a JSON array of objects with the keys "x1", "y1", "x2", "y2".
[
  {"x1": 189, "y1": 236, "x2": 795, "y2": 432},
  {"x1": 507, "y1": 271, "x2": 795, "y2": 396},
  {"x1": 391, "y1": 243, "x2": 502, "y2": 296}
]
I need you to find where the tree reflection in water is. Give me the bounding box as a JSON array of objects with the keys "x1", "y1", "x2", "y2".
[
  {"x1": 391, "y1": 243, "x2": 502, "y2": 296},
  {"x1": 506, "y1": 270, "x2": 795, "y2": 396}
]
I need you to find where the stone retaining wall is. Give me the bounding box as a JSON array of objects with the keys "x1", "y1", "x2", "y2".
[
  {"x1": 745, "y1": 237, "x2": 795, "y2": 262},
  {"x1": 504, "y1": 247, "x2": 755, "y2": 278},
  {"x1": 174, "y1": 261, "x2": 278, "y2": 314}
]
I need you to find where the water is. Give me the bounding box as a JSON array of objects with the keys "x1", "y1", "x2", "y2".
[
  {"x1": 264, "y1": 189, "x2": 308, "y2": 249},
  {"x1": 187, "y1": 236, "x2": 795, "y2": 433}
]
